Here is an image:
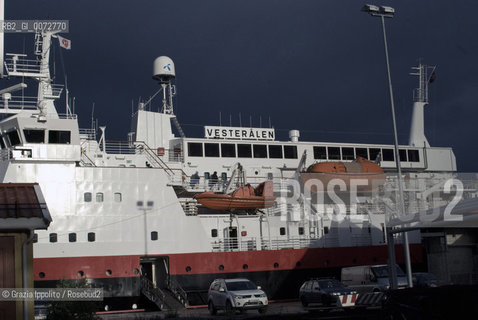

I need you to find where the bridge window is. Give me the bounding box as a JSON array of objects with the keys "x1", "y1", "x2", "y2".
[
  {"x1": 237, "y1": 144, "x2": 252, "y2": 158},
  {"x1": 356, "y1": 148, "x2": 368, "y2": 159},
  {"x1": 408, "y1": 149, "x2": 420, "y2": 162},
  {"x1": 49, "y1": 130, "x2": 71, "y2": 144},
  {"x1": 399, "y1": 149, "x2": 407, "y2": 162},
  {"x1": 268, "y1": 145, "x2": 283, "y2": 158},
  {"x1": 369, "y1": 148, "x2": 381, "y2": 162},
  {"x1": 313, "y1": 146, "x2": 327, "y2": 159},
  {"x1": 382, "y1": 148, "x2": 394, "y2": 161},
  {"x1": 327, "y1": 147, "x2": 340, "y2": 160},
  {"x1": 221, "y1": 143, "x2": 236, "y2": 157},
  {"x1": 24, "y1": 129, "x2": 45, "y2": 143},
  {"x1": 284, "y1": 145, "x2": 298, "y2": 159},
  {"x1": 205, "y1": 143, "x2": 219, "y2": 157},
  {"x1": 187, "y1": 142, "x2": 203, "y2": 157},
  {"x1": 342, "y1": 147, "x2": 355, "y2": 160},
  {"x1": 253, "y1": 144, "x2": 267, "y2": 158},
  {"x1": 6, "y1": 130, "x2": 21, "y2": 146}
]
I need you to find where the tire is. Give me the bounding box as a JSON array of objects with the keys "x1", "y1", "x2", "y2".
[
  {"x1": 208, "y1": 301, "x2": 217, "y2": 315},
  {"x1": 301, "y1": 297, "x2": 309, "y2": 307},
  {"x1": 258, "y1": 307, "x2": 268, "y2": 314},
  {"x1": 225, "y1": 300, "x2": 234, "y2": 315}
]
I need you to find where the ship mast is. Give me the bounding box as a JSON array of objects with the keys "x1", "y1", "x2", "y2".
[{"x1": 409, "y1": 62, "x2": 436, "y2": 147}]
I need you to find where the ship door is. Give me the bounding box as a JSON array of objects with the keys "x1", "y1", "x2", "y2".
[
  {"x1": 224, "y1": 227, "x2": 238, "y2": 250},
  {"x1": 140, "y1": 256, "x2": 170, "y2": 289}
]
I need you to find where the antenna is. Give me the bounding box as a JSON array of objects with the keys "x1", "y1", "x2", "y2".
[{"x1": 0, "y1": 0, "x2": 4, "y2": 78}]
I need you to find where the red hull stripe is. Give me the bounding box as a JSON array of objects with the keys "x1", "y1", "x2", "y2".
[{"x1": 34, "y1": 244, "x2": 422, "y2": 281}]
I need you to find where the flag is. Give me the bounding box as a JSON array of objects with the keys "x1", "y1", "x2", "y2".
[
  {"x1": 58, "y1": 35, "x2": 71, "y2": 50},
  {"x1": 429, "y1": 71, "x2": 436, "y2": 83}
]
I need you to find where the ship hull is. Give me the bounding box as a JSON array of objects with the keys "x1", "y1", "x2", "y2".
[{"x1": 33, "y1": 244, "x2": 424, "y2": 307}]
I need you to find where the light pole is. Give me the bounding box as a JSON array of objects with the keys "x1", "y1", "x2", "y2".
[{"x1": 361, "y1": 4, "x2": 413, "y2": 289}]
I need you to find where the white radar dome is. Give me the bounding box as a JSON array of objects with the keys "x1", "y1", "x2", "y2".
[{"x1": 153, "y1": 56, "x2": 175, "y2": 81}]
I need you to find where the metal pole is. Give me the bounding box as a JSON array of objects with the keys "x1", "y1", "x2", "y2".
[{"x1": 380, "y1": 15, "x2": 413, "y2": 288}]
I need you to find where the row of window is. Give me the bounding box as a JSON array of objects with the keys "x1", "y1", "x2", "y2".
[
  {"x1": 313, "y1": 146, "x2": 420, "y2": 162},
  {"x1": 188, "y1": 142, "x2": 298, "y2": 159},
  {"x1": 187, "y1": 142, "x2": 421, "y2": 163},
  {"x1": 210, "y1": 227, "x2": 303, "y2": 238},
  {"x1": 0, "y1": 129, "x2": 71, "y2": 149},
  {"x1": 34, "y1": 232, "x2": 97, "y2": 243},
  {"x1": 84, "y1": 192, "x2": 122, "y2": 203}
]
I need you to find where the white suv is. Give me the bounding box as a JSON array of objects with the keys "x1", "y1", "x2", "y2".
[{"x1": 207, "y1": 278, "x2": 268, "y2": 315}]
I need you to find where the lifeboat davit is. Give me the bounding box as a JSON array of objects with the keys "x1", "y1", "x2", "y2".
[
  {"x1": 194, "y1": 181, "x2": 275, "y2": 211},
  {"x1": 301, "y1": 157, "x2": 386, "y2": 193}
]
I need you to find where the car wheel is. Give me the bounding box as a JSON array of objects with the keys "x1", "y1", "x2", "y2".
[
  {"x1": 258, "y1": 307, "x2": 268, "y2": 314},
  {"x1": 225, "y1": 300, "x2": 234, "y2": 315},
  {"x1": 208, "y1": 301, "x2": 216, "y2": 315},
  {"x1": 301, "y1": 297, "x2": 308, "y2": 307}
]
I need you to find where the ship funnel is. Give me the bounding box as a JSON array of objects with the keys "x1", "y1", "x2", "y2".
[
  {"x1": 409, "y1": 62, "x2": 435, "y2": 148},
  {"x1": 153, "y1": 56, "x2": 175, "y2": 83}
]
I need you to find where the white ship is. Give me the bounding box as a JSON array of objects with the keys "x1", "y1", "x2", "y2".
[{"x1": 0, "y1": 14, "x2": 461, "y2": 310}]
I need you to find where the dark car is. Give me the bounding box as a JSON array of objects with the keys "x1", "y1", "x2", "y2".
[
  {"x1": 412, "y1": 273, "x2": 438, "y2": 288},
  {"x1": 299, "y1": 278, "x2": 357, "y2": 309}
]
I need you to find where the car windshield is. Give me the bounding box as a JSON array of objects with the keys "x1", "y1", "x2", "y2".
[
  {"x1": 225, "y1": 280, "x2": 257, "y2": 291},
  {"x1": 317, "y1": 279, "x2": 344, "y2": 289},
  {"x1": 372, "y1": 265, "x2": 405, "y2": 278}
]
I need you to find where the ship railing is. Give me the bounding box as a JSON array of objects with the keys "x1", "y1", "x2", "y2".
[
  {"x1": 0, "y1": 95, "x2": 37, "y2": 110},
  {"x1": 140, "y1": 275, "x2": 165, "y2": 310},
  {"x1": 167, "y1": 278, "x2": 189, "y2": 307},
  {"x1": 43, "y1": 84, "x2": 64, "y2": 99},
  {"x1": 0, "y1": 149, "x2": 11, "y2": 162},
  {"x1": 79, "y1": 128, "x2": 96, "y2": 140},
  {"x1": 179, "y1": 198, "x2": 198, "y2": 216},
  {"x1": 4, "y1": 56, "x2": 43, "y2": 75}
]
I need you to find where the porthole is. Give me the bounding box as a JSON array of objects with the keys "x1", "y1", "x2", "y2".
[
  {"x1": 185, "y1": 266, "x2": 191, "y2": 272},
  {"x1": 78, "y1": 270, "x2": 84, "y2": 277},
  {"x1": 39, "y1": 272, "x2": 45, "y2": 278},
  {"x1": 219, "y1": 265, "x2": 224, "y2": 271},
  {"x1": 133, "y1": 268, "x2": 140, "y2": 275},
  {"x1": 106, "y1": 269, "x2": 112, "y2": 276},
  {"x1": 273, "y1": 262, "x2": 279, "y2": 268},
  {"x1": 243, "y1": 264, "x2": 248, "y2": 270}
]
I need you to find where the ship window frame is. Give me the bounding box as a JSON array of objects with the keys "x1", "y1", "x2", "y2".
[
  {"x1": 284, "y1": 145, "x2": 298, "y2": 159},
  {"x1": 237, "y1": 144, "x2": 252, "y2": 158},
  {"x1": 341, "y1": 147, "x2": 355, "y2": 160},
  {"x1": 114, "y1": 192, "x2": 122, "y2": 202},
  {"x1": 220, "y1": 143, "x2": 236, "y2": 158},
  {"x1": 48, "y1": 130, "x2": 71, "y2": 144},
  {"x1": 313, "y1": 146, "x2": 327, "y2": 160},
  {"x1": 6, "y1": 130, "x2": 21, "y2": 146},
  {"x1": 408, "y1": 149, "x2": 420, "y2": 162},
  {"x1": 253, "y1": 144, "x2": 268, "y2": 158},
  {"x1": 356, "y1": 148, "x2": 369, "y2": 159},
  {"x1": 204, "y1": 143, "x2": 220, "y2": 157},
  {"x1": 211, "y1": 229, "x2": 218, "y2": 237},
  {"x1": 382, "y1": 148, "x2": 395, "y2": 161},
  {"x1": 399, "y1": 149, "x2": 408, "y2": 162},
  {"x1": 87, "y1": 232, "x2": 96, "y2": 242},
  {"x1": 151, "y1": 231, "x2": 158, "y2": 241},
  {"x1": 327, "y1": 146, "x2": 340, "y2": 160},
  {"x1": 68, "y1": 233, "x2": 77, "y2": 242},
  {"x1": 187, "y1": 142, "x2": 203, "y2": 157},
  {"x1": 84, "y1": 192, "x2": 92, "y2": 202},
  {"x1": 49, "y1": 233, "x2": 57, "y2": 243},
  {"x1": 96, "y1": 192, "x2": 104, "y2": 202},
  {"x1": 369, "y1": 148, "x2": 381, "y2": 162},
  {"x1": 23, "y1": 129, "x2": 45, "y2": 143},
  {"x1": 268, "y1": 144, "x2": 283, "y2": 158}
]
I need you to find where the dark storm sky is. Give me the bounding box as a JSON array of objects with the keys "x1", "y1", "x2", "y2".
[{"x1": 4, "y1": 0, "x2": 478, "y2": 171}]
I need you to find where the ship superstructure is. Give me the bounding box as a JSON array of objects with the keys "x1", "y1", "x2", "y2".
[{"x1": 0, "y1": 25, "x2": 465, "y2": 310}]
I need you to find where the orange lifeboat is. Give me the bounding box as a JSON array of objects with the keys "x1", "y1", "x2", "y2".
[
  {"x1": 194, "y1": 181, "x2": 275, "y2": 211},
  {"x1": 301, "y1": 157, "x2": 386, "y2": 193}
]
